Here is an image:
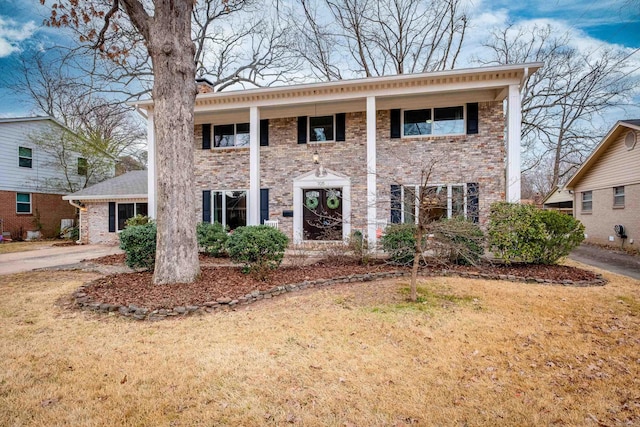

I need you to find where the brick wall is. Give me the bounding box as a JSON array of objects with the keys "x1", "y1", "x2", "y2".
[
  {"x1": 194, "y1": 102, "x2": 505, "y2": 240},
  {"x1": 82, "y1": 199, "x2": 147, "y2": 245},
  {"x1": 0, "y1": 190, "x2": 76, "y2": 239}
]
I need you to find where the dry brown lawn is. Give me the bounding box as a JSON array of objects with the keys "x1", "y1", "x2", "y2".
[
  {"x1": 0, "y1": 241, "x2": 55, "y2": 255},
  {"x1": 1, "y1": 262, "x2": 639, "y2": 426}
]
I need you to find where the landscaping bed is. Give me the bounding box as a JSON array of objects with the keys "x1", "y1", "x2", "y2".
[{"x1": 76, "y1": 256, "x2": 605, "y2": 320}]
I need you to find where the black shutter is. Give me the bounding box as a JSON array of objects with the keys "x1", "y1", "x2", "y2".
[
  {"x1": 202, "y1": 124, "x2": 211, "y2": 149},
  {"x1": 467, "y1": 103, "x2": 478, "y2": 135},
  {"x1": 260, "y1": 119, "x2": 269, "y2": 146},
  {"x1": 335, "y1": 113, "x2": 346, "y2": 142},
  {"x1": 390, "y1": 185, "x2": 402, "y2": 224},
  {"x1": 260, "y1": 188, "x2": 269, "y2": 224},
  {"x1": 108, "y1": 202, "x2": 116, "y2": 232},
  {"x1": 297, "y1": 116, "x2": 307, "y2": 144},
  {"x1": 202, "y1": 190, "x2": 211, "y2": 223},
  {"x1": 467, "y1": 182, "x2": 479, "y2": 224},
  {"x1": 390, "y1": 109, "x2": 401, "y2": 138}
]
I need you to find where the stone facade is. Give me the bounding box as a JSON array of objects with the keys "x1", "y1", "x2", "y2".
[
  {"x1": 194, "y1": 102, "x2": 505, "y2": 241},
  {"x1": 80, "y1": 199, "x2": 147, "y2": 245}
]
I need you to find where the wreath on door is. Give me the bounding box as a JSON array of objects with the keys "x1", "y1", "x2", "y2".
[
  {"x1": 326, "y1": 194, "x2": 340, "y2": 209},
  {"x1": 305, "y1": 195, "x2": 319, "y2": 210}
]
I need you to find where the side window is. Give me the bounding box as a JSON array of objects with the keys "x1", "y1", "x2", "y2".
[
  {"x1": 613, "y1": 186, "x2": 624, "y2": 208},
  {"x1": 581, "y1": 191, "x2": 593, "y2": 212},
  {"x1": 117, "y1": 203, "x2": 135, "y2": 231},
  {"x1": 16, "y1": 193, "x2": 32, "y2": 213},
  {"x1": 214, "y1": 123, "x2": 250, "y2": 148},
  {"x1": 309, "y1": 116, "x2": 335, "y2": 142},
  {"x1": 77, "y1": 157, "x2": 88, "y2": 176},
  {"x1": 402, "y1": 106, "x2": 465, "y2": 136},
  {"x1": 18, "y1": 147, "x2": 32, "y2": 168}
]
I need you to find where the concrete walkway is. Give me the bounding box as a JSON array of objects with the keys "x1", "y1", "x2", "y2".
[
  {"x1": 569, "y1": 244, "x2": 640, "y2": 280},
  {"x1": 0, "y1": 245, "x2": 123, "y2": 276}
]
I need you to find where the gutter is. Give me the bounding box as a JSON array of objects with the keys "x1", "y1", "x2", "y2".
[{"x1": 66, "y1": 199, "x2": 85, "y2": 244}]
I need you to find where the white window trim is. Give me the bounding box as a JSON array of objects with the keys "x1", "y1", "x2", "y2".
[
  {"x1": 400, "y1": 183, "x2": 468, "y2": 223},
  {"x1": 116, "y1": 202, "x2": 148, "y2": 232},
  {"x1": 308, "y1": 114, "x2": 336, "y2": 143},
  {"x1": 18, "y1": 146, "x2": 33, "y2": 169},
  {"x1": 401, "y1": 105, "x2": 466, "y2": 138},
  {"x1": 212, "y1": 123, "x2": 250, "y2": 149},
  {"x1": 16, "y1": 192, "x2": 32, "y2": 214},
  {"x1": 207, "y1": 189, "x2": 249, "y2": 229}
]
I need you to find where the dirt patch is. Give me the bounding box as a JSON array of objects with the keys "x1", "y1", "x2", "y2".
[{"x1": 82, "y1": 258, "x2": 601, "y2": 311}]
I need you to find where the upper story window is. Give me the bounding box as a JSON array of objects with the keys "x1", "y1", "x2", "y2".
[
  {"x1": 16, "y1": 193, "x2": 31, "y2": 213},
  {"x1": 77, "y1": 157, "x2": 88, "y2": 176},
  {"x1": 403, "y1": 106, "x2": 464, "y2": 137},
  {"x1": 309, "y1": 115, "x2": 334, "y2": 142},
  {"x1": 214, "y1": 123, "x2": 249, "y2": 148},
  {"x1": 613, "y1": 186, "x2": 625, "y2": 207},
  {"x1": 581, "y1": 191, "x2": 593, "y2": 212},
  {"x1": 18, "y1": 146, "x2": 32, "y2": 168}
]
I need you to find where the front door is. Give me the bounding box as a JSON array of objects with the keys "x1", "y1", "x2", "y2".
[{"x1": 302, "y1": 188, "x2": 343, "y2": 240}]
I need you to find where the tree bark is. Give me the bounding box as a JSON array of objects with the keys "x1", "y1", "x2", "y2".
[{"x1": 146, "y1": 1, "x2": 200, "y2": 284}]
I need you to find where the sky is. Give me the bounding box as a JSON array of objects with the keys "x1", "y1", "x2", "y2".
[{"x1": 0, "y1": 0, "x2": 639, "y2": 118}]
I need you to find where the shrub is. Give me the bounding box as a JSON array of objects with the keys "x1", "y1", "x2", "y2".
[
  {"x1": 381, "y1": 223, "x2": 417, "y2": 265},
  {"x1": 125, "y1": 214, "x2": 150, "y2": 227},
  {"x1": 433, "y1": 217, "x2": 485, "y2": 265},
  {"x1": 226, "y1": 225, "x2": 289, "y2": 280},
  {"x1": 536, "y1": 209, "x2": 585, "y2": 264},
  {"x1": 488, "y1": 202, "x2": 584, "y2": 265},
  {"x1": 197, "y1": 222, "x2": 228, "y2": 257},
  {"x1": 119, "y1": 222, "x2": 157, "y2": 270}
]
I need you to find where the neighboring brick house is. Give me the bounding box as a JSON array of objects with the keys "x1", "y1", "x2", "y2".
[
  {"x1": 565, "y1": 120, "x2": 640, "y2": 248},
  {"x1": 73, "y1": 64, "x2": 540, "y2": 246},
  {"x1": 63, "y1": 171, "x2": 148, "y2": 244},
  {"x1": 0, "y1": 117, "x2": 83, "y2": 239}
]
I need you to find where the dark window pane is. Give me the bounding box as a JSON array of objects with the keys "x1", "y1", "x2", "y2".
[
  {"x1": 136, "y1": 203, "x2": 148, "y2": 217},
  {"x1": 16, "y1": 193, "x2": 31, "y2": 213},
  {"x1": 17, "y1": 193, "x2": 30, "y2": 203},
  {"x1": 77, "y1": 158, "x2": 88, "y2": 175},
  {"x1": 19, "y1": 157, "x2": 32, "y2": 168},
  {"x1": 235, "y1": 123, "x2": 250, "y2": 147},
  {"x1": 213, "y1": 192, "x2": 223, "y2": 224},
  {"x1": 309, "y1": 116, "x2": 334, "y2": 142},
  {"x1": 403, "y1": 109, "x2": 431, "y2": 136},
  {"x1": 117, "y1": 203, "x2": 135, "y2": 230},
  {"x1": 214, "y1": 124, "x2": 235, "y2": 147},
  {"x1": 19, "y1": 146, "x2": 32, "y2": 157},
  {"x1": 451, "y1": 185, "x2": 465, "y2": 217},
  {"x1": 225, "y1": 191, "x2": 247, "y2": 230},
  {"x1": 433, "y1": 106, "x2": 464, "y2": 135}
]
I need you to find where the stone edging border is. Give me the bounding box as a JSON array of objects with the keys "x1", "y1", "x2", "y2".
[{"x1": 72, "y1": 269, "x2": 607, "y2": 321}]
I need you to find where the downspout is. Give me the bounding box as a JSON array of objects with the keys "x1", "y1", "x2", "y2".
[{"x1": 67, "y1": 199, "x2": 85, "y2": 244}]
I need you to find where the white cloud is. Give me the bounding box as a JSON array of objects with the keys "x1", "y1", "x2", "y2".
[{"x1": 0, "y1": 16, "x2": 37, "y2": 58}]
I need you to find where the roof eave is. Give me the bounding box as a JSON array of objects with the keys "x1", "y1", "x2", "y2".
[{"x1": 63, "y1": 194, "x2": 148, "y2": 201}]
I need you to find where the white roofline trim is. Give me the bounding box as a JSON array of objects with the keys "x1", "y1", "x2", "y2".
[
  {"x1": 63, "y1": 194, "x2": 148, "y2": 201},
  {"x1": 131, "y1": 63, "x2": 543, "y2": 110}
]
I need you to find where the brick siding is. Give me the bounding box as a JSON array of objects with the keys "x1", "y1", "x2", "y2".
[{"x1": 0, "y1": 190, "x2": 76, "y2": 239}]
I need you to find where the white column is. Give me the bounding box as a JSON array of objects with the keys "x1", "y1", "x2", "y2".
[
  {"x1": 249, "y1": 106, "x2": 260, "y2": 225},
  {"x1": 366, "y1": 96, "x2": 377, "y2": 248},
  {"x1": 147, "y1": 110, "x2": 156, "y2": 218},
  {"x1": 506, "y1": 84, "x2": 522, "y2": 203}
]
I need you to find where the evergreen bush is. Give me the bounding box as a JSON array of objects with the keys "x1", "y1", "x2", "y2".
[
  {"x1": 226, "y1": 225, "x2": 289, "y2": 280},
  {"x1": 119, "y1": 222, "x2": 157, "y2": 270},
  {"x1": 197, "y1": 222, "x2": 228, "y2": 257},
  {"x1": 381, "y1": 223, "x2": 417, "y2": 265}
]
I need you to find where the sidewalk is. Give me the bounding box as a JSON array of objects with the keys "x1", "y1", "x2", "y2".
[{"x1": 0, "y1": 245, "x2": 123, "y2": 276}]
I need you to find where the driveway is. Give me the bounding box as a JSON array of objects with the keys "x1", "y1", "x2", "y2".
[
  {"x1": 569, "y1": 244, "x2": 640, "y2": 280},
  {"x1": 0, "y1": 245, "x2": 122, "y2": 276}
]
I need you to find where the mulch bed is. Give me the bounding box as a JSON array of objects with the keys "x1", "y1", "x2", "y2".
[{"x1": 83, "y1": 255, "x2": 602, "y2": 311}]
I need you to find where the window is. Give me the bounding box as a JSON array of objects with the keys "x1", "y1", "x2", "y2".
[
  {"x1": 16, "y1": 193, "x2": 31, "y2": 213},
  {"x1": 403, "y1": 106, "x2": 464, "y2": 136},
  {"x1": 77, "y1": 157, "x2": 88, "y2": 176},
  {"x1": 214, "y1": 123, "x2": 249, "y2": 148},
  {"x1": 398, "y1": 184, "x2": 468, "y2": 223},
  {"x1": 210, "y1": 190, "x2": 247, "y2": 230},
  {"x1": 117, "y1": 202, "x2": 148, "y2": 231},
  {"x1": 581, "y1": 191, "x2": 593, "y2": 212},
  {"x1": 613, "y1": 186, "x2": 625, "y2": 207},
  {"x1": 309, "y1": 115, "x2": 334, "y2": 142},
  {"x1": 18, "y1": 146, "x2": 32, "y2": 168}
]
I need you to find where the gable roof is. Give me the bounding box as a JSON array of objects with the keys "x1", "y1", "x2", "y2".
[
  {"x1": 63, "y1": 170, "x2": 147, "y2": 201},
  {"x1": 565, "y1": 120, "x2": 640, "y2": 189}
]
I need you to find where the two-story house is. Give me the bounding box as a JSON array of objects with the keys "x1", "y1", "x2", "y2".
[
  {"x1": 0, "y1": 117, "x2": 86, "y2": 239},
  {"x1": 66, "y1": 63, "x2": 540, "y2": 247}
]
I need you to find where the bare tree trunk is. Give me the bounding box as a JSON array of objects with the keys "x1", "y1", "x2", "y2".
[
  {"x1": 146, "y1": 1, "x2": 200, "y2": 285},
  {"x1": 410, "y1": 228, "x2": 422, "y2": 302}
]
